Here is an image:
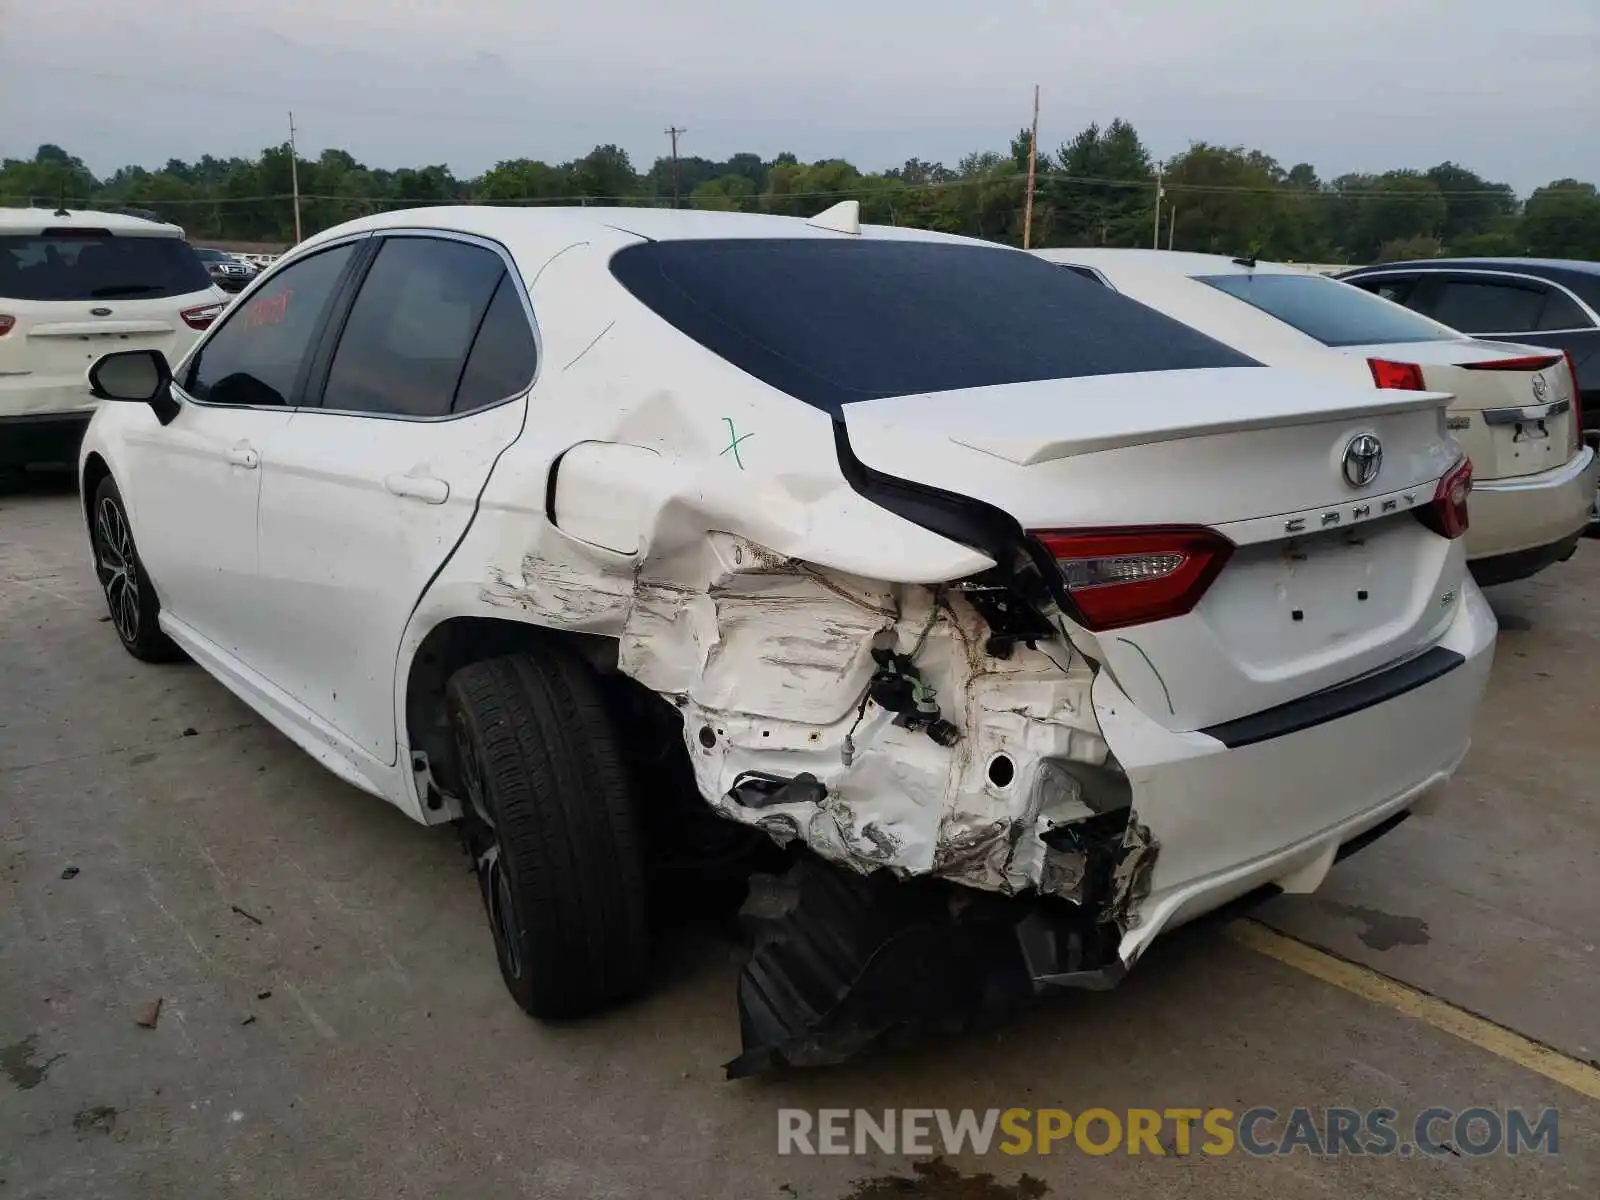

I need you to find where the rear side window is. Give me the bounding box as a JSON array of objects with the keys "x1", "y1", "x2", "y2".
[
  {"x1": 1428, "y1": 279, "x2": 1546, "y2": 334},
  {"x1": 610, "y1": 239, "x2": 1254, "y2": 414},
  {"x1": 184, "y1": 243, "x2": 357, "y2": 407},
  {"x1": 0, "y1": 231, "x2": 213, "y2": 301},
  {"x1": 451, "y1": 276, "x2": 539, "y2": 413},
  {"x1": 1536, "y1": 288, "x2": 1593, "y2": 331},
  {"x1": 1197, "y1": 272, "x2": 1448, "y2": 347},
  {"x1": 320, "y1": 236, "x2": 506, "y2": 418}
]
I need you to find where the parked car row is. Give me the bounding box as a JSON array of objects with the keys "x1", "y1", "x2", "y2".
[
  {"x1": 1033, "y1": 249, "x2": 1596, "y2": 579},
  {"x1": 75, "y1": 203, "x2": 1525, "y2": 1073}
]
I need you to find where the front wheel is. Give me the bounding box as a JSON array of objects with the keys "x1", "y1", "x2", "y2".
[
  {"x1": 447, "y1": 651, "x2": 651, "y2": 1018},
  {"x1": 90, "y1": 476, "x2": 181, "y2": 662}
]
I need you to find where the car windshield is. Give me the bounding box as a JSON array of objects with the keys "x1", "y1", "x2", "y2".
[
  {"x1": 0, "y1": 232, "x2": 213, "y2": 301},
  {"x1": 1197, "y1": 272, "x2": 1451, "y2": 347},
  {"x1": 195, "y1": 248, "x2": 228, "y2": 262},
  {"x1": 611, "y1": 239, "x2": 1256, "y2": 414}
]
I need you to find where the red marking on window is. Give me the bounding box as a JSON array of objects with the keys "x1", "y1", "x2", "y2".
[{"x1": 246, "y1": 288, "x2": 294, "y2": 328}]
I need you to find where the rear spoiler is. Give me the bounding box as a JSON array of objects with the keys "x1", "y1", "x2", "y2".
[{"x1": 845, "y1": 367, "x2": 1452, "y2": 468}]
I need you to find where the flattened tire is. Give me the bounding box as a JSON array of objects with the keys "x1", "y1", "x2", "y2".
[
  {"x1": 447, "y1": 652, "x2": 651, "y2": 1019},
  {"x1": 91, "y1": 475, "x2": 181, "y2": 662}
]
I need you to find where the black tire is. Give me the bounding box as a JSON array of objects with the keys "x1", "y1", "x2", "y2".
[
  {"x1": 447, "y1": 652, "x2": 651, "y2": 1018},
  {"x1": 90, "y1": 475, "x2": 182, "y2": 662}
]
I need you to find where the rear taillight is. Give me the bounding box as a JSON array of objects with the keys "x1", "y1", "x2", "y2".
[
  {"x1": 1368, "y1": 359, "x2": 1426, "y2": 390},
  {"x1": 181, "y1": 302, "x2": 225, "y2": 331},
  {"x1": 1417, "y1": 457, "x2": 1472, "y2": 541},
  {"x1": 1458, "y1": 354, "x2": 1564, "y2": 372},
  {"x1": 1561, "y1": 355, "x2": 1587, "y2": 457},
  {"x1": 0, "y1": 315, "x2": 13, "y2": 336},
  {"x1": 1033, "y1": 527, "x2": 1234, "y2": 632}
]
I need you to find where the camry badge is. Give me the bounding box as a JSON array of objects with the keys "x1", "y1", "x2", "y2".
[{"x1": 1341, "y1": 434, "x2": 1383, "y2": 488}]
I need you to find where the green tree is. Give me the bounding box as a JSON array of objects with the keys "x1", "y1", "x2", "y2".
[
  {"x1": 1048, "y1": 118, "x2": 1153, "y2": 246},
  {"x1": 1521, "y1": 181, "x2": 1600, "y2": 260}
]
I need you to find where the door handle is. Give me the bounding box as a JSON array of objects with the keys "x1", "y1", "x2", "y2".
[
  {"x1": 226, "y1": 444, "x2": 259, "y2": 469},
  {"x1": 384, "y1": 473, "x2": 450, "y2": 504}
]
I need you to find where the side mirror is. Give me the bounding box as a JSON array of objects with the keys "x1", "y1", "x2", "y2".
[{"x1": 88, "y1": 350, "x2": 180, "y2": 426}]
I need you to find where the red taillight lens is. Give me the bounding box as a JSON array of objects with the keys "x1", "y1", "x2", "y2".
[
  {"x1": 1368, "y1": 359, "x2": 1426, "y2": 390},
  {"x1": 1417, "y1": 457, "x2": 1472, "y2": 540},
  {"x1": 181, "y1": 302, "x2": 224, "y2": 331},
  {"x1": 1458, "y1": 354, "x2": 1563, "y2": 372},
  {"x1": 0, "y1": 314, "x2": 14, "y2": 336},
  {"x1": 1561, "y1": 355, "x2": 1587, "y2": 457},
  {"x1": 1033, "y1": 527, "x2": 1234, "y2": 632}
]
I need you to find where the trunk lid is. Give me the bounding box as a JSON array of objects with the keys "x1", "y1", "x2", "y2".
[
  {"x1": 842, "y1": 366, "x2": 1465, "y2": 733},
  {"x1": 1346, "y1": 339, "x2": 1579, "y2": 481}
]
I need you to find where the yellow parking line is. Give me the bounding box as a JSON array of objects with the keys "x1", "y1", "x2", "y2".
[{"x1": 1226, "y1": 919, "x2": 1600, "y2": 1102}]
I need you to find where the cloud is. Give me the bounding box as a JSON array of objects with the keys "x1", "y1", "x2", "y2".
[{"x1": 2, "y1": 0, "x2": 1595, "y2": 191}]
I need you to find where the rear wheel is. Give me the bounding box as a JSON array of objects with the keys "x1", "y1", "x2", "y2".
[
  {"x1": 447, "y1": 651, "x2": 651, "y2": 1018},
  {"x1": 91, "y1": 475, "x2": 181, "y2": 662}
]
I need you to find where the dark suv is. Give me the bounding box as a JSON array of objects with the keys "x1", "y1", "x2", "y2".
[
  {"x1": 1337, "y1": 259, "x2": 1600, "y2": 444},
  {"x1": 193, "y1": 246, "x2": 256, "y2": 293}
]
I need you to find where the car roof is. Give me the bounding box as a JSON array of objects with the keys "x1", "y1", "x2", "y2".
[
  {"x1": 1031, "y1": 248, "x2": 1323, "y2": 278},
  {"x1": 1345, "y1": 257, "x2": 1600, "y2": 278},
  {"x1": 290, "y1": 204, "x2": 992, "y2": 266},
  {"x1": 0, "y1": 206, "x2": 187, "y2": 238}
]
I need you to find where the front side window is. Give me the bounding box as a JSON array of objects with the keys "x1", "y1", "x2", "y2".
[
  {"x1": 1197, "y1": 272, "x2": 1450, "y2": 347},
  {"x1": 1427, "y1": 279, "x2": 1547, "y2": 334},
  {"x1": 320, "y1": 236, "x2": 507, "y2": 418},
  {"x1": 611, "y1": 239, "x2": 1253, "y2": 414},
  {"x1": 1347, "y1": 275, "x2": 1420, "y2": 308},
  {"x1": 0, "y1": 231, "x2": 212, "y2": 301},
  {"x1": 183, "y1": 243, "x2": 357, "y2": 407}
]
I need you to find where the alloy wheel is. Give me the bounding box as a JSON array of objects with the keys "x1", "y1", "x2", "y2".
[
  {"x1": 94, "y1": 496, "x2": 141, "y2": 644},
  {"x1": 457, "y1": 722, "x2": 525, "y2": 982}
]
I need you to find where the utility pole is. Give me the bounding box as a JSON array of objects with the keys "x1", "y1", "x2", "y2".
[
  {"x1": 665, "y1": 126, "x2": 686, "y2": 208},
  {"x1": 1152, "y1": 159, "x2": 1163, "y2": 249},
  {"x1": 1022, "y1": 86, "x2": 1040, "y2": 249},
  {"x1": 288, "y1": 111, "x2": 303, "y2": 244},
  {"x1": 1168, "y1": 203, "x2": 1177, "y2": 250}
]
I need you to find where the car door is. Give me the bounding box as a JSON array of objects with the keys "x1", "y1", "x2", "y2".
[
  {"x1": 251, "y1": 232, "x2": 535, "y2": 766},
  {"x1": 121, "y1": 240, "x2": 363, "y2": 664}
]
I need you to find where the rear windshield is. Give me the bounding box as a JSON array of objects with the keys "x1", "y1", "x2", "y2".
[
  {"x1": 0, "y1": 232, "x2": 213, "y2": 301},
  {"x1": 1197, "y1": 272, "x2": 1449, "y2": 348},
  {"x1": 611, "y1": 239, "x2": 1255, "y2": 413}
]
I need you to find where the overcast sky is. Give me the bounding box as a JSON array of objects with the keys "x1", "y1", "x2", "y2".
[{"x1": 2, "y1": 0, "x2": 1595, "y2": 193}]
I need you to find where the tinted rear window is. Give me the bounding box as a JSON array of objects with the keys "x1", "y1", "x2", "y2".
[
  {"x1": 611, "y1": 239, "x2": 1255, "y2": 413},
  {"x1": 0, "y1": 232, "x2": 213, "y2": 301},
  {"x1": 1198, "y1": 272, "x2": 1448, "y2": 348}
]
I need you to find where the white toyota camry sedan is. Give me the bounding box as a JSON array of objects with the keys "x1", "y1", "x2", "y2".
[
  {"x1": 78, "y1": 205, "x2": 1496, "y2": 1072},
  {"x1": 1033, "y1": 249, "x2": 1597, "y2": 586}
]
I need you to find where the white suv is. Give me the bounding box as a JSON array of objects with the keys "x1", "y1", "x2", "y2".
[{"x1": 1, "y1": 208, "x2": 225, "y2": 474}]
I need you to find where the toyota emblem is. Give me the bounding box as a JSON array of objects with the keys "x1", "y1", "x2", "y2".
[{"x1": 1342, "y1": 434, "x2": 1383, "y2": 488}]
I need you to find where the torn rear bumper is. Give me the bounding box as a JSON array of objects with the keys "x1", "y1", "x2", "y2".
[
  {"x1": 1103, "y1": 578, "x2": 1497, "y2": 965},
  {"x1": 726, "y1": 856, "x2": 1124, "y2": 1079}
]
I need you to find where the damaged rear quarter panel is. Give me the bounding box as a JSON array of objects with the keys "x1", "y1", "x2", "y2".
[{"x1": 395, "y1": 235, "x2": 1123, "y2": 902}]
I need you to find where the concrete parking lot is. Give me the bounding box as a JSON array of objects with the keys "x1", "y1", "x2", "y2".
[{"x1": 3, "y1": 478, "x2": 1598, "y2": 1199}]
